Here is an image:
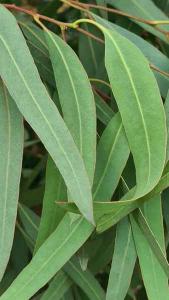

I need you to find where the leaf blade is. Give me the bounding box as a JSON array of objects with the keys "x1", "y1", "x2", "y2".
[
  {"x1": 0, "y1": 5, "x2": 94, "y2": 224},
  {"x1": 0, "y1": 81, "x2": 23, "y2": 280}
]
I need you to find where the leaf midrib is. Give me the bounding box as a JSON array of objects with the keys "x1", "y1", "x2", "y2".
[
  {"x1": 105, "y1": 30, "x2": 151, "y2": 190},
  {"x1": 6, "y1": 217, "x2": 84, "y2": 299},
  {"x1": 68, "y1": 260, "x2": 104, "y2": 300},
  {"x1": 0, "y1": 34, "x2": 86, "y2": 209},
  {"x1": 46, "y1": 30, "x2": 83, "y2": 154}
]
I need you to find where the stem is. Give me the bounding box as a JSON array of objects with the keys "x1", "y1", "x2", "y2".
[
  {"x1": 89, "y1": 78, "x2": 111, "y2": 88},
  {"x1": 69, "y1": 0, "x2": 169, "y2": 26},
  {"x1": 4, "y1": 3, "x2": 75, "y2": 28},
  {"x1": 150, "y1": 64, "x2": 169, "y2": 78},
  {"x1": 64, "y1": 0, "x2": 169, "y2": 37},
  {"x1": 3, "y1": 3, "x2": 169, "y2": 79},
  {"x1": 76, "y1": 27, "x2": 104, "y2": 44}
]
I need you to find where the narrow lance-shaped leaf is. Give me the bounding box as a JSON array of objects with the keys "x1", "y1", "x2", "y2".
[
  {"x1": 0, "y1": 80, "x2": 23, "y2": 281},
  {"x1": 130, "y1": 196, "x2": 169, "y2": 299},
  {"x1": 0, "y1": 6, "x2": 94, "y2": 224},
  {"x1": 0, "y1": 214, "x2": 94, "y2": 300},
  {"x1": 35, "y1": 21, "x2": 97, "y2": 252},
  {"x1": 44, "y1": 29, "x2": 96, "y2": 183},
  {"x1": 93, "y1": 14, "x2": 169, "y2": 98},
  {"x1": 41, "y1": 271, "x2": 72, "y2": 300},
  {"x1": 34, "y1": 157, "x2": 67, "y2": 251},
  {"x1": 20, "y1": 205, "x2": 105, "y2": 300},
  {"x1": 93, "y1": 113, "x2": 129, "y2": 201},
  {"x1": 102, "y1": 24, "x2": 166, "y2": 198},
  {"x1": 64, "y1": 257, "x2": 106, "y2": 300},
  {"x1": 106, "y1": 218, "x2": 136, "y2": 300},
  {"x1": 19, "y1": 20, "x2": 55, "y2": 87},
  {"x1": 60, "y1": 167, "x2": 169, "y2": 232},
  {"x1": 106, "y1": 0, "x2": 169, "y2": 42},
  {"x1": 94, "y1": 92, "x2": 114, "y2": 125}
]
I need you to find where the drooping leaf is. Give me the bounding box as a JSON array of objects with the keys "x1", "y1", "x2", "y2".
[
  {"x1": 106, "y1": 218, "x2": 136, "y2": 300},
  {"x1": 94, "y1": 92, "x2": 114, "y2": 125},
  {"x1": 93, "y1": 113, "x2": 129, "y2": 201},
  {"x1": 165, "y1": 91, "x2": 169, "y2": 161},
  {"x1": 64, "y1": 257, "x2": 106, "y2": 300},
  {"x1": 132, "y1": 206, "x2": 169, "y2": 277},
  {"x1": 35, "y1": 157, "x2": 67, "y2": 251},
  {"x1": 106, "y1": 0, "x2": 169, "y2": 42},
  {"x1": 102, "y1": 24, "x2": 166, "y2": 197},
  {"x1": 131, "y1": 196, "x2": 169, "y2": 299},
  {"x1": 18, "y1": 203, "x2": 40, "y2": 246},
  {"x1": 93, "y1": 14, "x2": 169, "y2": 98},
  {"x1": 0, "y1": 5, "x2": 94, "y2": 224},
  {"x1": 20, "y1": 205, "x2": 105, "y2": 300},
  {"x1": 79, "y1": 21, "x2": 105, "y2": 78},
  {"x1": 44, "y1": 29, "x2": 96, "y2": 183},
  {"x1": 0, "y1": 215, "x2": 94, "y2": 300},
  {"x1": 19, "y1": 20, "x2": 55, "y2": 87},
  {"x1": 0, "y1": 80, "x2": 23, "y2": 281},
  {"x1": 59, "y1": 167, "x2": 169, "y2": 232},
  {"x1": 41, "y1": 271, "x2": 72, "y2": 300}
]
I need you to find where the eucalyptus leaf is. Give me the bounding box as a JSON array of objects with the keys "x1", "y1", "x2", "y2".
[
  {"x1": 0, "y1": 80, "x2": 23, "y2": 280},
  {"x1": 0, "y1": 5, "x2": 94, "y2": 224}
]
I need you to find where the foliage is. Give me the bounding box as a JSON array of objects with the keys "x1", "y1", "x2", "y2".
[{"x1": 0, "y1": 0, "x2": 169, "y2": 299}]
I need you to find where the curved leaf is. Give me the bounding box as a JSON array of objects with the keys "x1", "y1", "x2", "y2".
[
  {"x1": 34, "y1": 157, "x2": 67, "y2": 251},
  {"x1": 131, "y1": 196, "x2": 169, "y2": 299},
  {"x1": 45, "y1": 29, "x2": 96, "y2": 182},
  {"x1": 0, "y1": 6, "x2": 94, "y2": 224},
  {"x1": 93, "y1": 14, "x2": 169, "y2": 98},
  {"x1": 106, "y1": 218, "x2": 136, "y2": 300},
  {"x1": 0, "y1": 81, "x2": 23, "y2": 280},
  {"x1": 0, "y1": 215, "x2": 93, "y2": 300},
  {"x1": 107, "y1": 0, "x2": 169, "y2": 42},
  {"x1": 93, "y1": 113, "x2": 129, "y2": 201},
  {"x1": 103, "y1": 25, "x2": 166, "y2": 197}
]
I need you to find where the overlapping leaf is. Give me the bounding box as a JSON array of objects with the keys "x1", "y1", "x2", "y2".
[
  {"x1": 0, "y1": 5, "x2": 94, "y2": 224},
  {"x1": 0, "y1": 80, "x2": 23, "y2": 281},
  {"x1": 44, "y1": 29, "x2": 96, "y2": 182},
  {"x1": 102, "y1": 24, "x2": 166, "y2": 197},
  {"x1": 106, "y1": 0, "x2": 169, "y2": 42}
]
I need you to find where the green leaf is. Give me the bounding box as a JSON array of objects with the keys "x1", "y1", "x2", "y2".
[
  {"x1": 93, "y1": 14, "x2": 169, "y2": 98},
  {"x1": 130, "y1": 196, "x2": 169, "y2": 299},
  {"x1": 106, "y1": 0, "x2": 169, "y2": 42},
  {"x1": 34, "y1": 157, "x2": 67, "y2": 251},
  {"x1": 0, "y1": 6, "x2": 94, "y2": 224},
  {"x1": 59, "y1": 167, "x2": 169, "y2": 232},
  {"x1": 88, "y1": 228, "x2": 115, "y2": 274},
  {"x1": 41, "y1": 271, "x2": 72, "y2": 300},
  {"x1": 165, "y1": 91, "x2": 169, "y2": 161},
  {"x1": 18, "y1": 204, "x2": 40, "y2": 246},
  {"x1": 132, "y1": 206, "x2": 169, "y2": 277},
  {"x1": 0, "y1": 80, "x2": 23, "y2": 281},
  {"x1": 0, "y1": 214, "x2": 94, "y2": 300},
  {"x1": 94, "y1": 92, "x2": 114, "y2": 125},
  {"x1": 44, "y1": 29, "x2": 96, "y2": 183},
  {"x1": 19, "y1": 21, "x2": 55, "y2": 87},
  {"x1": 64, "y1": 257, "x2": 105, "y2": 300},
  {"x1": 93, "y1": 113, "x2": 130, "y2": 201},
  {"x1": 103, "y1": 25, "x2": 166, "y2": 198},
  {"x1": 106, "y1": 218, "x2": 136, "y2": 300},
  {"x1": 19, "y1": 205, "x2": 105, "y2": 300},
  {"x1": 79, "y1": 22, "x2": 104, "y2": 77}
]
